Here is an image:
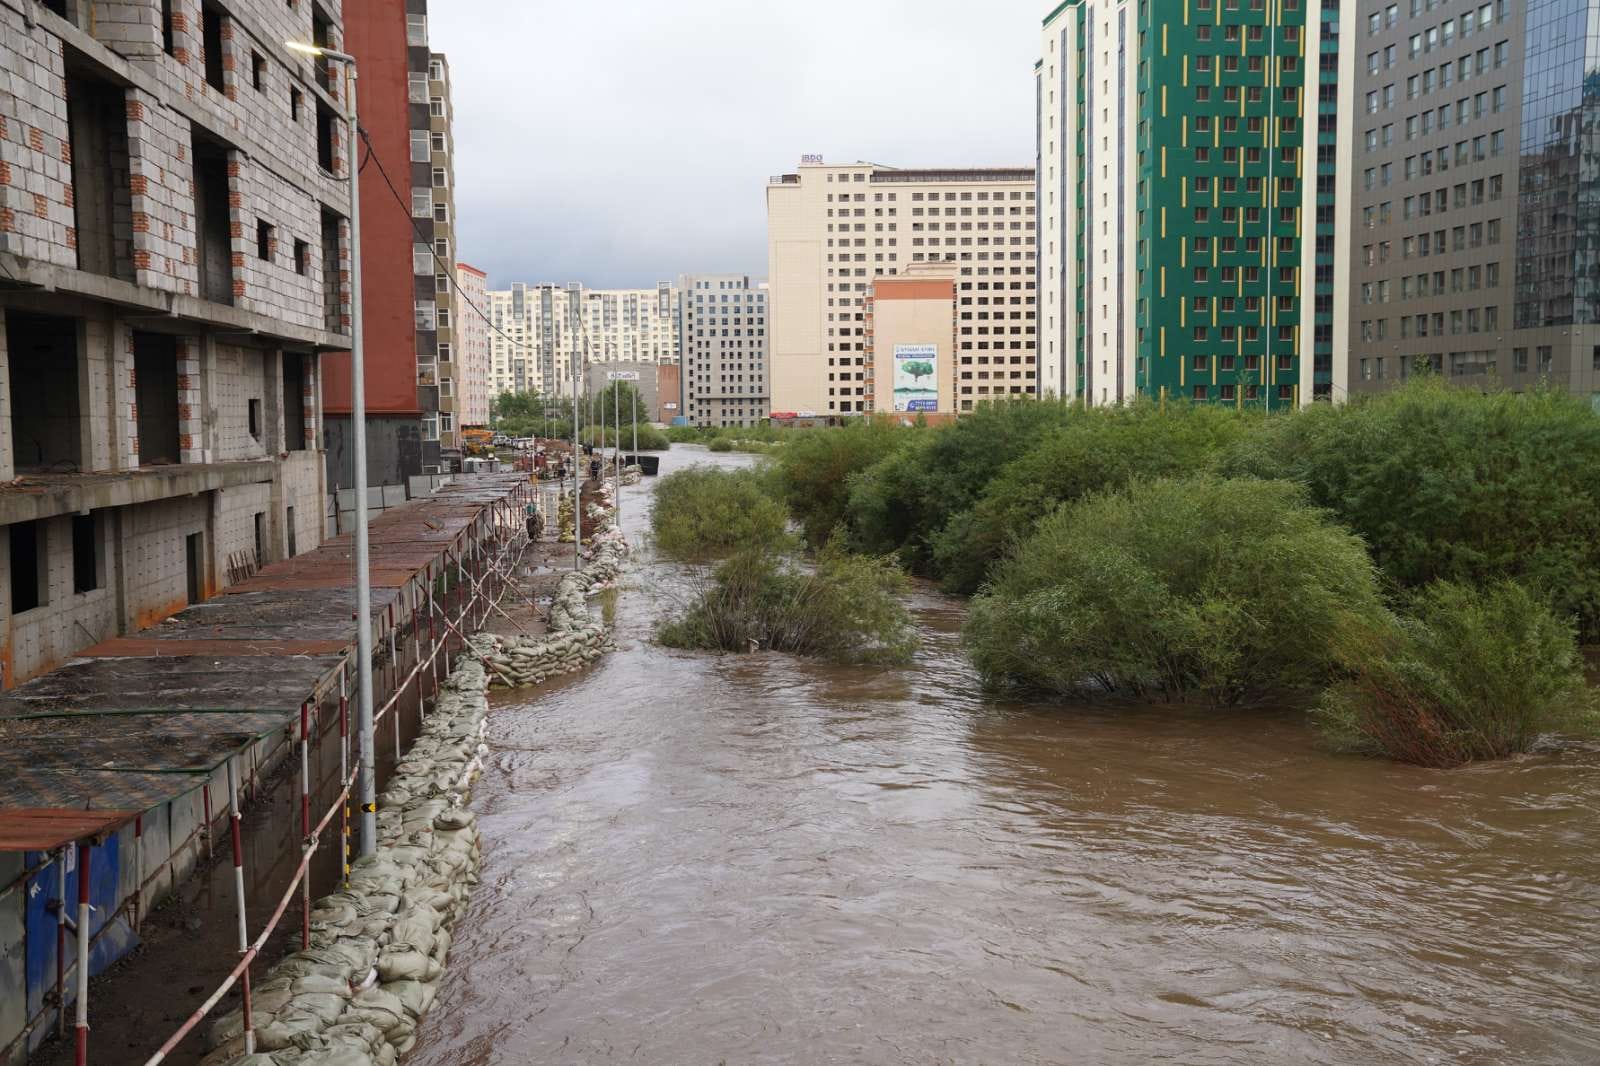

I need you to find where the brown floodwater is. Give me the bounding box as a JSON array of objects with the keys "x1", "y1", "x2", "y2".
[{"x1": 407, "y1": 448, "x2": 1600, "y2": 1066}]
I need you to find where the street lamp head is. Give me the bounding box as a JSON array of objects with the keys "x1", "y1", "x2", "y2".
[{"x1": 285, "y1": 40, "x2": 355, "y2": 64}]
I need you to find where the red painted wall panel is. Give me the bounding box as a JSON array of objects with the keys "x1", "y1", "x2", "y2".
[{"x1": 322, "y1": 0, "x2": 422, "y2": 417}]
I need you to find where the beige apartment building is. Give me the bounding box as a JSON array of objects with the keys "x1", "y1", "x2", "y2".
[
  {"x1": 766, "y1": 159, "x2": 1038, "y2": 417},
  {"x1": 456, "y1": 263, "x2": 493, "y2": 427}
]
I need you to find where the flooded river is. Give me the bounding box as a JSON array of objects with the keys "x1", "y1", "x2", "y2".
[{"x1": 408, "y1": 448, "x2": 1600, "y2": 1066}]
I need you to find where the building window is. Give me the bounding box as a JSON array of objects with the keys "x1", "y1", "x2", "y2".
[
  {"x1": 10, "y1": 521, "x2": 44, "y2": 613},
  {"x1": 410, "y1": 131, "x2": 430, "y2": 163}
]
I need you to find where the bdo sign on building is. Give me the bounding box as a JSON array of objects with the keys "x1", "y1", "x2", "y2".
[{"x1": 893, "y1": 344, "x2": 938, "y2": 412}]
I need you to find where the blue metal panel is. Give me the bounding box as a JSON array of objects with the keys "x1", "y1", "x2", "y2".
[{"x1": 22, "y1": 839, "x2": 137, "y2": 1051}]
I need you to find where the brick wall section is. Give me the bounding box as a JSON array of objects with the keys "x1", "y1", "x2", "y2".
[
  {"x1": 0, "y1": 8, "x2": 73, "y2": 265},
  {"x1": 0, "y1": 308, "x2": 9, "y2": 481},
  {"x1": 118, "y1": 493, "x2": 210, "y2": 627},
  {"x1": 301, "y1": 353, "x2": 318, "y2": 448},
  {"x1": 1, "y1": 514, "x2": 120, "y2": 683},
  {"x1": 125, "y1": 85, "x2": 199, "y2": 293},
  {"x1": 176, "y1": 338, "x2": 204, "y2": 464},
  {"x1": 211, "y1": 341, "x2": 270, "y2": 461},
  {"x1": 4, "y1": 0, "x2": 354, "y2": 324},
  {"x1": 234, "y1": 157, "x2": 329, "y2": 331}
]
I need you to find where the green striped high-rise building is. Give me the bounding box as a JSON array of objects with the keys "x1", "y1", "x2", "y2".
[{"x1": 1037, "y1": 0, "x2": 1346, "y2": 407}]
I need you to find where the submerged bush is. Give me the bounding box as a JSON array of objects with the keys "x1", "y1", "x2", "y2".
[
  {"x1": 1316, "y1": 581, "x2": 1598, "y2": 767},
  {"x1": 1214, "y1": 379, "x2": 1600, "y2": 639},
  {"x1": 707, "y1": 437, "x2": 735, "y2": 453},
  {"x1": 657, "y1": 544, "x2": 917, "y2": 664},
  {"x1": 649, "y1": 466, "x2": 790, "y2": 562},
  {"x1": 965, "y1": 477, "x2": 1385, "y2": 704},
  {"x1": 771, "y1": 419, "x2": 910, "y2": 547},
  {"x1": 847, "y1": 398, "x2": 1077, "y2": 573},
  {"x1": 932, "y1": 402, "x2": 1256, "y2": 594}
]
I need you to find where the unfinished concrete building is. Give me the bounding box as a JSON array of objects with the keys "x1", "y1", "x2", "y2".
[{"x1": 0, "y1": 0, "x2": 351, "y2": 689}]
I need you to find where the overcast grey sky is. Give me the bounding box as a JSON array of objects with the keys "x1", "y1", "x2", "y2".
[{"x1": 429, "y1": 0, "x2": 1044, "y2": 291}]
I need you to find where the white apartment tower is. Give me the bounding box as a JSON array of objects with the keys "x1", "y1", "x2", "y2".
[
  {"x1": 487, "y1": 282, "x2": 681, "y2": 398},
  {"x1": 766, "y1": 159, "x2": 1038, "y2": 417},
  {"x1": 678, "y1": 275, "x2": 770, "y2": 427}
]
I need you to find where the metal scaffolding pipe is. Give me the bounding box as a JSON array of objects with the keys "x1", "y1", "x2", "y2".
[
  {"x1": 226, "y1": 759, "x2": 255, "y2": 1054},
  {"x1": 74, "y1": 840, "x2": 90, "y2": 1066},
  {"x1": 299, "y1": 701, "x2": 311, "y2": 950},
  {"x1": 339, "y1": 667, "x2": 349, "y2": 886}
]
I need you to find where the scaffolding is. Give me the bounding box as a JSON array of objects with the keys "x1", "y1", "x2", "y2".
[{"x1": 0, "y1": 474, "x2": 535, "y2": 1065}]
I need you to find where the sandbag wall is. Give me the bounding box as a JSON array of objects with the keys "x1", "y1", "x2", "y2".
[
  {"x1": 201, "y1": 659, "x2": 492, "y2": 1066},
  {"x1": 473, "y1": 483, "x2": 630, "y2": 690}
]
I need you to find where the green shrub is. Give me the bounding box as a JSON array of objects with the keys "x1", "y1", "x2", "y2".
[
  {"x1": 932, "y1": 403, "x2": 1257, "y2": 594},
  {"x1": 1316, "y1": 581, "x2": 1598, "y2": 767},
  {"x1": 650, "y1": 467, "x2": 790, "y2": 562},
  {"x1": 1214, "y1": 379, "x2": 1600, "y2": 639},
  {"x1": 770, "y1": 419, "x2": 911, "y2": 547},
  {"x1": 581, "y1": 423, "x2": 670, "y2": 451},
  {"x1": 656, "y1": 543, "x2": 917, "y2": 664},
  {"x1": 965, "y1": 477, "x2": 1386, "y2": 704},
  {"x1": 707, "y1": 437, "x2": 735, "y2": 453},
  {"x1": 847, "y1": 398, "x2": 1077, "y2": 573}
]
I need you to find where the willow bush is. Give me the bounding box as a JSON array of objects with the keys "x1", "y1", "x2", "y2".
[
  {"x1": 1214, "y1": 379, "x2": 1600, "y2": 639},
  {"x1": 932, "y1": 403, "x2": 1257, "y2": 594},
  {"x1": 1316, "y1": 581, "x2": 1598, "y2": 767},
  {"x1": 649, "y1": 466, "x2": 791, "y2": 562},
  {"x1": 846, "y1": 398, "x2": 1077, "y2": 573},
  {"x1": 769, "y1": 418, "x2": 910, "y2": 547},
  {"x1": 657, "y1": 544, "x2": 917, "y2": 665},
  {"x1": 965, "y1": 477, "x2": 1386, "y2": 704}
]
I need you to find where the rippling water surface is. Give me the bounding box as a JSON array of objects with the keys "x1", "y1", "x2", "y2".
[{"x1": 408, "y1": 448, "x2": 1600, "y2": 1066}]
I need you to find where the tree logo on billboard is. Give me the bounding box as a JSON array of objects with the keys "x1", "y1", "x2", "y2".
[{"x1": 893, "y1": 344, "x2": 938, "y2": 412}]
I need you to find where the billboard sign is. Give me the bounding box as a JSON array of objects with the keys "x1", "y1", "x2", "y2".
[{"x1": 893, "y1": 344, "x2": 938, "y2": 412}]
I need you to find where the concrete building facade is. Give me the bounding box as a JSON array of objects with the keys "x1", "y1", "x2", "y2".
[
  {"x1": 456, "y1": 261, "x2": 491, "y2": 427},
  {"x1": 321, "y1": 0, "x2": 449, "y2": 483},
  {"x1": 0, "y1": 0, "x2": 342, "y2": 692},
  {"x1": 767, "y1": 159, "x2": 1038, "y2": 418},
  {"x1": 1346, "y1": 0, "x2": 1599, "y2": 397},
  {"x1": 677, "y1": 273, "x2": 768, "y2": 427},
  {"x1": 1037, "y1": 0, "x2": 1344, "y2": 407}
]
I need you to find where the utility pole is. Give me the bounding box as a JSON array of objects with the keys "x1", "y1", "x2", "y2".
[{"x1": 613, "y1": 382, "x2": 621, "y2": 519}]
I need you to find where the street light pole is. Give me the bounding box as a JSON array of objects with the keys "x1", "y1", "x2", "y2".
[
  {"x1": 291, "y1": 41, "x2": 377, "y2": 858},
  {"x1": 571, "y1": 357, "x2": 582, "y2": 572}
]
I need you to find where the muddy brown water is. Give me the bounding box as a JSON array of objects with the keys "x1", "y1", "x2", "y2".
[{"x1": 402, "y1": 447, "x2": 1600, "y2": 1066}]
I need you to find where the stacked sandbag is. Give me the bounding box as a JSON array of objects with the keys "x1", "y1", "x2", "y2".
[
  {"x1": 556, "y1": 491, "x2": 576, "y2": 543},
  {"x1": 471, "y1": 486, "x2": 630, "y2": 690},
  {"x1": 621, "y1": 464, "x2": 643, "y2": 486},
  {"x1": 200, "y1": 660, "x2": 492, "y2": 1066}
]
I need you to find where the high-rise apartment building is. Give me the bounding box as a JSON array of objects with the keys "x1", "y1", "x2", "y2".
[
  {"x1": 678, "y1": 275, "x2": 770, "y2": 426},
  {"x1": 0, "y1": 0, "x2": 337, "y2": 688},
  {"x1": 487, "y1": 282, "x2": 681, "y2": 398},
  {"x1": 582, "y1": 284, "x2": 680, "y2": 363},
  {"x1": 456, "y1": 263, "x2": 493, "y2": 427},
  {"x1": 1037, "y1": 0, "x2": 1343, "y2": 407},
  {"x1": 425, "y1": 51, "x2": 463, "y2": 453},
  {"x1": 324, "y1": 0, "x2": 451, "y2": 479},
  {"x1": 1347, "y1": 0, "x2": 1599, "y2": 395},
  {"x1": 767, "y1": 159, "x2": 1038, "y2": 417}
]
